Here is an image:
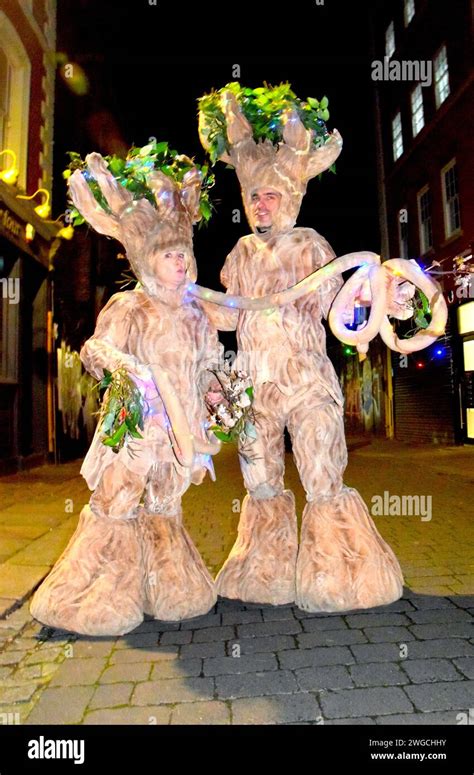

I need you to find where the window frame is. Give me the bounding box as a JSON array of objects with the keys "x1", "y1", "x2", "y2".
[
  {"x1": 0, "y1": 12, "x2": 31, "y2": 191},
  {"x1": 392, "y1": 111, "x2": 403, "y2": 161},
  {"x1": 410, "y1": 83, "x2": 425, "y2": 137},
  {"x1": 385, "y1": 20, "x2": 395, "y2": 59},
  {"x1": 434, "y1": 44, "x2": 450, "y2": 109},
  {"x1": 404, "y1": 0, "x2": 415, "y2": 27},
  {"x1": 441, "y1": 158, "x2": 461, "y2": 238}
]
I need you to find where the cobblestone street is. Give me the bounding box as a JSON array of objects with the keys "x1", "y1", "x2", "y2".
[{"x1": 0, "y1": 439, "x2": 472, "y2": 725}]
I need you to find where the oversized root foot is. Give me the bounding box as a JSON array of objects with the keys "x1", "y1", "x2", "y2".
[
  {"x1": 296, "y1": 486, "x2": 404, "y2": 612},
  {"x1": 30, "y1": 505, "x2": 144, "y2": 636},
  {"x1": 139, "y1": 509, "x2": 216, "y2": 621},
  {"x1": 215, "y1": 490, "x2": 298, "y2": 605}
]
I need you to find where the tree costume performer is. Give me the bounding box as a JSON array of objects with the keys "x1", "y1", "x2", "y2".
[
  {"x1": 197, "y1": 86, "x2": 410, "y2": 612},
  {"x1": 30, "y1": 150, "x2": 224, "y2": 635}
]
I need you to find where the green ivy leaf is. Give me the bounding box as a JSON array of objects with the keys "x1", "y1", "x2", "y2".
[
  {"x1": 212, "y1": 429, "x2": 232, "y2": 442},
  {"x1": 103, "y1": 422, "x2": 127, "y2": 446}
]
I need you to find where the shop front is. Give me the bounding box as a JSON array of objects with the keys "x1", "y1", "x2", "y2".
[{"x1": 0, "y1": 181, "x2": 58, "y2": 473}]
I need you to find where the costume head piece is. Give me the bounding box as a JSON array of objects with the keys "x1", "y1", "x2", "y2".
[
  {"x1": 198, "y1": 89, "x2": 343, "y2": 235},
  {"x1": 67, "y1": 150, "x2": 207, "y2": 292}
]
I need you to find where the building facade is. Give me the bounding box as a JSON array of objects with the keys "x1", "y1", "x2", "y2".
[
  {"x1": 0, "y1": 0, "x2": 58, "y2": 473},
  {"x1": 371, "y1": 0, "x2": 474, "y2": 444}
]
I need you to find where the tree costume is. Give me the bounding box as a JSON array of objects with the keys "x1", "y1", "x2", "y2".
[
  {"x1": 198, "y1": 89, "x2": 406, "y2": 612},
  {"x1": 30, "y1": 153, "x2": 222, "y2": 635}
]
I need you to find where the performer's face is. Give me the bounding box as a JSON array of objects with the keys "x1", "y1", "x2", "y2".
[
  {"x1": 152, "y1": 248, "x2": 187, "y2": 289},
  {"x1": 250, "y1": 188, "x2": 281, "y2": 229}
]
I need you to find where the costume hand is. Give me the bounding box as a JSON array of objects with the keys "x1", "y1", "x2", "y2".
[{"x1": 205, "y1": 379, "x2": 225, "y2": 408}]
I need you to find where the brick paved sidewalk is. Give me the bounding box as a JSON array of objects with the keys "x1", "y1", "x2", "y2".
[{"x1": 0, "y1": 439, "x2": 472, "y2": 725}]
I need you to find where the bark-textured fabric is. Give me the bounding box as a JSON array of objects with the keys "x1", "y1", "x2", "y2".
[
  {"x1": 211, "y1": 227, "x2": 404, "y2": 612},
  {"x1": 30, "y1": 286, "x2": 221, "y2": 635}
]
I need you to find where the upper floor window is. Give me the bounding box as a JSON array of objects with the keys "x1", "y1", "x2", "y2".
[
  {"x1": 392, "y1": 112, "x2": 403, "y2": 161},
  {"x1": 0, "y1": 12, "x2": 31, "y2": 191},
  {"x1": 0, "y1": 47, "x2": 12, "y2": 152},
  {"x1": 411, "y1": 84, "x2": 425, "y2": 137},
  {"x1": 417, "y1": 185, "x2": 433, "y2": 254},
  {"x1": 434, "y1": 45, "x2": 450, "y2": 108},
  {"x1": 385, "y1": 21, "x2": 395, "y2": 59},
  {"x1": 441, "y1": 160, "x2": 461, "y2": 237},
  {"x1": 404, "y1": 0, "x2": 415, "y2": 27}
]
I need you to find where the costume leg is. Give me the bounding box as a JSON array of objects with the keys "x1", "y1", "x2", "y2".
[
  {"x1": 215, "y1": 384, "x2": 298, "y2": 605},
  {"x1": 288, "y1": 387, "x2": 403, "y2": 612},
  {"x1": 30, "y1": 459, "x2": 147, "y2": 636},
  {"x1": 138, "y1": 462, "x2": 216, "y2": 621}
]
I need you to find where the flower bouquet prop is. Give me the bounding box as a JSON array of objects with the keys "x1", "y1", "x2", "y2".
[{"x1": 204, "y1": 365, "x2": 258, "y2": 465}]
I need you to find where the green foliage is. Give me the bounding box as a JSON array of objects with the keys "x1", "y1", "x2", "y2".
[
  {"x1": 403, "y1": 289, "x2": 432, "y2": 338},
  {"x1": 412, "y1": 290, "x2": 432, "y2": 331},
  {"x1": 64, "y1": 141, "x2": 216, "y2": 227},
  {"x1": 198, "y1": 81, "x2": 333, "y2": 166},
  {"x1": 95, "y1": 367, "x2": 146, "y2": 454}
]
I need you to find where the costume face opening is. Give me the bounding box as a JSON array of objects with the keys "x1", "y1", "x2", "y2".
[
  {"x1": 147, "y1": 245, "x2": 190, "y2": 290},
  {"x1": 250, "y1": 187, "x2": 282, "y2": 234}
]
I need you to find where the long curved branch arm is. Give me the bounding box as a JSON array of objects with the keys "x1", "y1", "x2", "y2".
[
  {"x1": 188, "y1": 252, "x2": 380, "y2": 309},
  {"x1": 187, "y1": 251, "x2": 448, "y2": 355},
  {"x1": 379, "y1": 260, "x2": 447, "y2": 353},
  {"x1": 148, "y1": 366, "x2": 221, "y2": 470}
]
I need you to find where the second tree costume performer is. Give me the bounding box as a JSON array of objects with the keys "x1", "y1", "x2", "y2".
[
  {"x1": 198, "y1": 88, "x2": 404, "y2": 612},
  {"x1": 30, "y1": 152, "x2": 223, "y2": 635}
]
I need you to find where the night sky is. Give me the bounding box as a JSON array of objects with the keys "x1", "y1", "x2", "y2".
[{"x1": 53, "y1": 0, "x2": 381, "y2": 296}]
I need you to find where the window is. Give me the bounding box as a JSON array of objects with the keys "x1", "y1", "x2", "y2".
[
  {"x1": 417, "y1": 186, "x2": 433, "y2": 254},
  {"x1": 442, "y1": 160, "x2": 461, "y2": 237},
  {"x1": 392, "y1": 112, "x2": 403, "y2": 161},
  {"x1": 411, "y1": 84, "x2": 424, "y2": 137},
  {"x1": 0, "y1": 48, "x2": 11, "y2": 152},
  {"x1": 434, "y1": 45, "x2": 450, "y2": 108},
  {"x1": 385, "y1": 21, "x2": 395, "y2": 59},
  {"x1": 398, "y1": 209, "x2": 409, "y2": 258},
  {"x1": 0, "y1": 12, "x2": 31, "y2": 190},
  {"x1": 404, "y1": 0, "x2": 415, "y2": 26}
]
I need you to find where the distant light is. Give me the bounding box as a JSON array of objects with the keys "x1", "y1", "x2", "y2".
[{"x1": 416, "y1": 361, "x2": 424, "y2": 368}]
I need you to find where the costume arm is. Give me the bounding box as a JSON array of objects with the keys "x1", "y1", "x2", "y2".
[
  {"x1": 310, "y1": 231, "x2": 344, "y2": 319},
  {"x1": 80, "y1": 292, "x2": 153, "y2": 383},
  {"x1": 196, "y1": 245, "x2": 241, "y2": 331},
  {"x1": 198, "y1": 299, "x2": 238, "y2": 331}
]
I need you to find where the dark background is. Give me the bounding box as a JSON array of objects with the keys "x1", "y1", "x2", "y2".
[{"x1": 53, "y1": 0, "x2": 382, "y2": 296}]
